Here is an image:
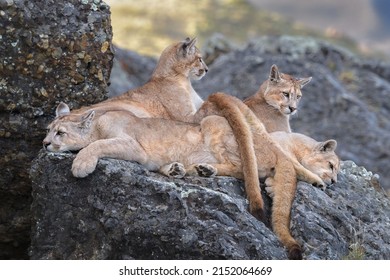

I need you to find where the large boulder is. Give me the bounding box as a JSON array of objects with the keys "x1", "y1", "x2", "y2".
[
  {"x1": 29, "y1": 152, "x2": 390, "y2": 259},
  {"x1": 0, "y1": 0, "x2": 114, "y2": 259}
]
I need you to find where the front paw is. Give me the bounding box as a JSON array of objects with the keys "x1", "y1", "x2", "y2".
[
  {"x1": 311, "y1": 177, "x2": 326, "y2": 191},
  {"x1": 71, "y1": 152, "x2": 98, "y2": 178}
]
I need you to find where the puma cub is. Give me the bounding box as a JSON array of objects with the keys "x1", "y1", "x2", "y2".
[
  {"x1": 43, "y1": 93, "x2": 338, "y2": 259},
  {"x1": 73, "y1": 37, "x2": 208, "y2": 122},
  {"x1": 206, "y1": 94, "x2": 339, "y2": 259},
  {"x1": 244, "y1": 64, "x2": 312, "y2": 132},
  {"x1": 264, "y1": 131, "x2": 339, "y2": 259}
]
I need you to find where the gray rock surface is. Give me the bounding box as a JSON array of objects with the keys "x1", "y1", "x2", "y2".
[
  {"x1": 29, "y1": 152, "x2": 390, "y2": 259},
  {"x1": 0, "y1": 0, "x2": 114, "y2": 258},
  {"x1": 29, "y1": 152, "x2": 286, "y2": 260}
]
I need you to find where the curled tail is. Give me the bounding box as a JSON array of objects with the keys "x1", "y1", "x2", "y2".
[{"x1": 207, "y1": 93, "x2": 264, "y2": 221}]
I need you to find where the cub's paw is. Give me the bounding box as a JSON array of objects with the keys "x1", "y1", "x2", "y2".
[
  {"x1": 71, "y1": 152, "x2": 98, "y2": 178},
  {"x1": 264, "y1": 177, "x2": 275, "y2": 198},
  {"x1": 195, "y1": 164, "x2": 217, "y2": 177},
  {"x1": 311, "y1": 177, "x2": 327, "y2": 191},
  {"x1": 161, "y1": 162, "x2": 186, "y2": 178},
  {"x1": 168, "y1": 162, "x2": 186, "y2": 178}
]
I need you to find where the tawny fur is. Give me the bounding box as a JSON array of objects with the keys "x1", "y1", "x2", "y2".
[
  {"x1": 244, "y1": 64, "x2": 312, "y2": 132},
  {"x1": 43, "y1": 94, "x2": 339, "y2": 259},
  {"x1": 70, "y1": 38, "x2": 208, "y2": 122},
  {"x1": 206, "y1": 93, "x2": 339, "y2": 259}
]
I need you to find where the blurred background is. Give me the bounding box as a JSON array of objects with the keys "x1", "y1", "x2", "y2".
[
  {"x1": 105, "y1": 0, "x2": 390, "y2": 195},
  {"x1": 105, "y1": 0, "x2": 390, "y2": 60}
]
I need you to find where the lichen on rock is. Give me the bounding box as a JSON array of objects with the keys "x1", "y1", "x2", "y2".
[{"x1": 0, "y1": 0, "x2": 114, "y2": 259}]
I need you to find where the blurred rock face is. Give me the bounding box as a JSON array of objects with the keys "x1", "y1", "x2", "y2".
[{"x1": 0, "y1": 0, "x2": 114, "y2": 259}]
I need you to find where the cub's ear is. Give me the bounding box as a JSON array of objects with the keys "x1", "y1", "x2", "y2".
[
  {"x1": 182, "y1": 37, "x2": 197, "y2": 56},
  {"x1": 316, "y1": 139, "x2": 337, "y2": 153},
  {"x1": 79, "y1": 110, "x2": 95, "y2": 129},
  {"x1": 56, "y1": 102, "x2": 70, "y2": 117},
  {"x1": 298, "y1": 77, "x2": 312, "y2": 88},
  {"x1": 269, "y1": 64, "x2": 281, "y2": 83}
]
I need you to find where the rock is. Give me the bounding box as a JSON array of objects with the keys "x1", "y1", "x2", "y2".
[
  {"x1": 29, "y1": 151, "x2": 286, "y2": 260},
  {"x1": 0, "y1": 0, "x2": 114, "y2": 259},
  {"x1": 202, "y1": 33, "x2": 237, "y2": 65},
  {"x1": 108, "y1": 45, "x2": 156, "y2": 97},
  {"x1": 293, "y1": 161, "x2": 390, "y2": 259},
  {"x1": 29, "y1": 153, "x2": 390, "y2": 260}
]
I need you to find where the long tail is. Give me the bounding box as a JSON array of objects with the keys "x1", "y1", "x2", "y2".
[
  {"x1": 207, "y1": 93, "x2": 264, "y2": 221},
  {"x1": 207, "y1": 92, "x2": 304, "y2": 259},
  {"x1": 271, "y1": 161, "x2": 302, "y2": 259}
]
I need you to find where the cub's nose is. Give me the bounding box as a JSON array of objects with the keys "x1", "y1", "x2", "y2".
[
  {"x1": 43, "y1": 140, "x2": 50, "y2": 149},
  {"x1": 289, "y1": 106, "x2": 296, "y2": 113},
  {"x1": 199, "y1": 68, "x2": 208, "y2": 75}
]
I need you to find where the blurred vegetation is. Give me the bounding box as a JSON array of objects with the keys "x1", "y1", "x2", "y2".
[
  {"x1": 107, "y1": 0, "x2": 361, "y2": 57},
  {"x1": 343, "y1": 242, "x2": 366, "y2": 260}
]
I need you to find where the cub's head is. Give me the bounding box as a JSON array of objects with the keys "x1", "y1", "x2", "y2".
[
  {"x1": 263, "y1": 64, "x2": 312, "y2": 116},
  {"x1": 43, "y1": 102, "x2": 95, "y2": 152},
  {"x1": 153, "y1": 37, "x2": 208, "y2": 80},
  {"x1": 301, "y1": 139, "x2": 340, "y2": 186}
]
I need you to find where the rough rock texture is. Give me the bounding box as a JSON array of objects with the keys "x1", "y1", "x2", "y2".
[
  {"x1": 293, "y1": 161, "x2": 390, "y2": 259},
  {"x1": 109, "y1": 35, "x2": 390, "y2": 193},
  {"x1": 0, "y1": 0, "x2": 114, "y2": 259},
  {"x1": 29, "y1": 152, "x2": 390, "y2": 260}
]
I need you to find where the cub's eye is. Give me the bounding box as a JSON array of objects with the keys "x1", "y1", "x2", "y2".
[
  {"x1": 329, "y1": 162, "x2": 334, "y2": 170},
  {"x1": 56, "y1": 130, "x2": 66, "y2": 136},
  {"x1": 282, "y1": 92, "x2": 290, "y2": 98},
  {"x1": 199, "y1": 57, "x2": 202, "y2": 62},
  {"x1": 297, "y1": 95, "x2": 302, "y2": 99}
]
